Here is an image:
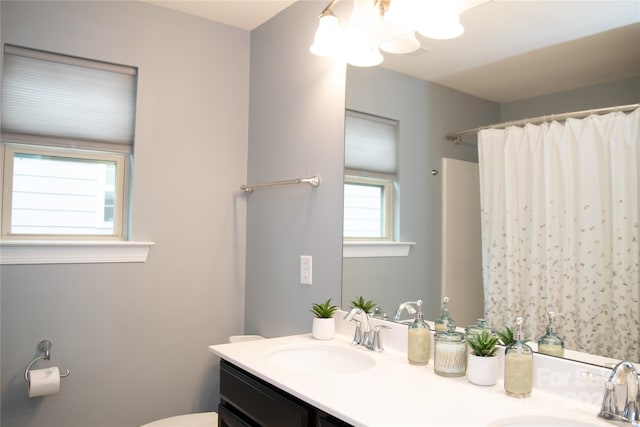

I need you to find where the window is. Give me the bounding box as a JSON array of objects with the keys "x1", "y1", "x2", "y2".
[
  {"x1": 1, "y1": 44, "x2": 137, "y2": 240},
  {"x1": 2, "y1": 144, "x2": 126, "y2": 237},
  {"x1": 343, "y1": 110, "x2": 398, "y2": 240}
]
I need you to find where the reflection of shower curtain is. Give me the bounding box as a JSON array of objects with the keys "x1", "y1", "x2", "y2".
[{"x1": 478, "y1": 108, "x2": 639, "y2": 361}]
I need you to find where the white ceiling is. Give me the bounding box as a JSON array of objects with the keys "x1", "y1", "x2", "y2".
[{"x1": 143, "y1": 0, "x2": 640, "y2": 103}]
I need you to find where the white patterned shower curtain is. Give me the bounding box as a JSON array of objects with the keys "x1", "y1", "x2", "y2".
[{"x1": 478, "y1": 108, "x2": 640, "y2": 361}]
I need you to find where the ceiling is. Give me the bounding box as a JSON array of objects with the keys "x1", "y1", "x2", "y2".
[{"x1": 143, "y1": 0, "x2": 640, "y2": 103}]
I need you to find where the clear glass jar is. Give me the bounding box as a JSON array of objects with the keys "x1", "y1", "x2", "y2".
[
  {"x1": 465, "y1": 318, "x2": 495, "y2": 353},
  {"x1": 434, "y1": 296, "x2": 452, "y2": 333},
  {"x1": 537, "y1": 311, "x2": 564, "y2": 357},
  {"x1": 465, "y1": 318, "x2": 495, "y2": 338},
  {"x1": 434, "y1": 322, "x2": 466, "y2": 377}
]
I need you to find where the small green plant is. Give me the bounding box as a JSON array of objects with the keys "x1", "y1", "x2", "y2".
[
  {"x1": 351, "y1": 296, "x2": 376, "y2": 314},
  {"x1": 310, "y1": 298, "x2": 338, "y2": 319},
  {"x1": 467, "y1": 330, "x2": 499, "y2": 357},
  {"x1": 497, "y1": 327, "x2": 515, "y2": 346}
]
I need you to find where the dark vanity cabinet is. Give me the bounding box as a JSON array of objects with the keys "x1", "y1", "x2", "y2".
[{"x1": 218, "y1": 359, "x2": 352, "y2": 427}]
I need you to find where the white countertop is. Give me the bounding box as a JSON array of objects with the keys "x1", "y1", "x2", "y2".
[{"x1": 208, "y1": 332, "x2": 613, "y2": 427}]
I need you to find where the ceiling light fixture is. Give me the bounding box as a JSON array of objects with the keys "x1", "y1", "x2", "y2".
[{"x1": 310, "y1": 0, "x2": 465, "y2": 67}]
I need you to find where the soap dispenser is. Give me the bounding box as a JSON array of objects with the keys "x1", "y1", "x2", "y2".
[
  {"x1": 408, "y1": 300, "x2": 431, "y2": 365},
  {"x1": 537, "y1": 311, "x2": 564, "y2": 357},
  {"x1": 435, "y1": 297, "x2": 452, "y2": 333},
  {"x1": 504, "y1": 317, "x2": 533, "y2": 397}
]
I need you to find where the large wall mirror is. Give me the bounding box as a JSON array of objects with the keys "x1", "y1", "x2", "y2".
[{"x1": 340, "y1": 0, "x2": 640, "y2": 366}]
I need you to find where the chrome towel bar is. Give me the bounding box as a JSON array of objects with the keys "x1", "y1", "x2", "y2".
[{"x1": 240, "y1": 176, "x2": 320, "y2": 193}]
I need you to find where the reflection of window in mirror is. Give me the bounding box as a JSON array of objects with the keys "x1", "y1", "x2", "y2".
[{"x1": 343, "y1": 110, "x2": 397, "y2": 241}]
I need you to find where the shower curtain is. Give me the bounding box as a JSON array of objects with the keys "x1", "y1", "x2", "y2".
[{"x1": 478, "y1": 108, "x2": 640, "y2": 361}]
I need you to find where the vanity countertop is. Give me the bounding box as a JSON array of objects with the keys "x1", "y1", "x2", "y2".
[{"x1": 209, "y1": 332, "x2": 612, "y2": 427}]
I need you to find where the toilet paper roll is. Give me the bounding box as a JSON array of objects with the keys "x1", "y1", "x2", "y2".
[{"x1": 28, "y1": 367, "x2": 60, "y2": 398}]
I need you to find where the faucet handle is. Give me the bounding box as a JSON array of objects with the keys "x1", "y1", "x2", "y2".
[{"x1": 371, "y1": 325, "x2": 391, "y2": 352}]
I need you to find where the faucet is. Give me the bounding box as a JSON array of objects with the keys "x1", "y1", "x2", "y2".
[
  {"x1": 393, "y1": 301, "x2": 417, "y2": 323},
  {"x1": 598, "y1": 360, "x2": 640, "y2": 426},
  {"x1": 344, "y1": 308, "x2": 389, "y2": 352}
]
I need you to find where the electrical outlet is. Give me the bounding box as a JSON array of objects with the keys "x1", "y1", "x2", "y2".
[{"x1": 300, "y1": 255, "x2": 312, "y2": 285}]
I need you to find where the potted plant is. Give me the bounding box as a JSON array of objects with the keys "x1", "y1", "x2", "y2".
[
  {"x1": 351, "y1": 296, "x2": 376, "y2": 314},
  {"x1": 497, "y1": 327, "x2": 515, "y2": 346},
  {"x1": 466, "y1": 329, "x2": 500, "y2": 386},
  {"x1": 310, "y1": 298, "x2": 338, "y2": 340}
]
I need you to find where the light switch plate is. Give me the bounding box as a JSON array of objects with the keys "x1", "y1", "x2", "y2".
[{"x1": 300, "y1": 255, "x2": 312, "y2": 285}]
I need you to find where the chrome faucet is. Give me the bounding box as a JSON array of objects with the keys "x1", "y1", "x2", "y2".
[
  {"x1": 344, "y1": 308, "x2": 389, "y2": 352},
  {"x1": 393, "y1": 301, "x2": 417, "y2": 323},
  {"x1": 598, "y1": 360, "x2": 640, "y2": 426}
]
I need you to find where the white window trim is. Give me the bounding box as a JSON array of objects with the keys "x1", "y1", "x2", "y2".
[
  {"x1": 343, "y1": 241, "x2": 415, "y2": 258},
  {"x1": 344, "y1": 175, "x2": 395, "y2": 241},
  {"x1": 0, "y1": 240, "x2": 154, "y2": 265},
  {"x1": 2, "y1": 143, "x2": 129, "y2": 240}
]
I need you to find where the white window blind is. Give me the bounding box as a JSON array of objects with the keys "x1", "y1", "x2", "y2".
[
  {"x1": 1, "y1": 44, "x2": 137, "y2": 152},
  {"x1": 345, "y1": 110, "x2": 398, "y2": 178}
]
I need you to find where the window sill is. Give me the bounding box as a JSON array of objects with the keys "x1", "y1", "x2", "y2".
[
  {"x1": 343, "y1": 241, "x2": 415, "y2": 258},
  {"x1": 0, "y1": 240, "x2": 155, "y2": 265}
]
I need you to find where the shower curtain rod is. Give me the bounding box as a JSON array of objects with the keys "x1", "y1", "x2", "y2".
[{"x1": 447, "y1": 103, "x2": 639, "y2": 145}]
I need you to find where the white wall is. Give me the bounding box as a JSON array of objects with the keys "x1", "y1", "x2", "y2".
[{"x1": 0, "y1": 2, "x2": 249, "y2": 426}]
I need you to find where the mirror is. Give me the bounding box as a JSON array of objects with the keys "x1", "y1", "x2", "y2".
[{"x1": 340, "y1": 1, "x2": 640, "y2": 366}]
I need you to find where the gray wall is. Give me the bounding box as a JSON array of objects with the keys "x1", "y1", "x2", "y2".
[
  {"x1": 244, "y1": 1, "x2": 346, "y2": 338},
  {"x1": 0, "y1": 2, "x2": 249, "y2": 426},
  {"x1": 501, "y1": 75, "x2": 640, "y2": 120},
  {"x1": 343, "y1": 66, "x2": 499, "y2": 319}
]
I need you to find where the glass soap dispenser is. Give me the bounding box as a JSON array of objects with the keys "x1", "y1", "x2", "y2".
[
  {"x1": 435, "y1": 296, "x2": 452, "y2": 333},
  {"x1": 504, "y1": 317, "x2": 533, "y2": 397},
  {"x1": 434, "y1": 320, "x2": 466, "y2": 377},
  {"x1": 537, "y1": 311, "x2": 564, "y2": 357},
  {"x1": 408, "y1": 300, "x2": 431, "y2": 365}
]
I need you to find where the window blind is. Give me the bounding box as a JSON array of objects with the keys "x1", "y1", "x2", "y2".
[
  {"x1": 1, "y1": 44, "x2": 137, "y2": 152},
  {"x1": 345, "y1": 110, "x2": 398, "y2": 178}
]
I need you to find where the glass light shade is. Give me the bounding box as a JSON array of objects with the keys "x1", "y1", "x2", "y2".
[
  {"x1": 379, "y1": 32, "x2": 420, "y2": 54},
  {"x1": 346, "y1": 45, "x2": 383, "y2": 67},
  {"x1": 310, "y1": 14, "x2": 342, "y2": 57},
  {"x1": 418, "y1": 12, "x2": 464, "y2": 40},
  {"x1": 343, "y1": 27, "x2": 384, "y2": 67}
]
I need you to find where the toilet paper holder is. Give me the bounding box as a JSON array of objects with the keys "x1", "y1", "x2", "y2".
[{"x1": 24, "y1": 339, "x2": 70, "y2": 382}]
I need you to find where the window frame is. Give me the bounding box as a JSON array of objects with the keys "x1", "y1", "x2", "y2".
[
  {"x1": 1, "y1": 142, "x2": 129, "y2": 241},
  {"x1": 343, "y1": 174, "x2": 394, "y2": 241}
]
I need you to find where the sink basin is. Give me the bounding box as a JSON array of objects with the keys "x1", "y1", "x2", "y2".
[
  {"x1": 488, "y1": 416, "x2": 604, "y2": 427},
  {"x1": 267, "y1": 345, "x2": 375, "y2": 374}
]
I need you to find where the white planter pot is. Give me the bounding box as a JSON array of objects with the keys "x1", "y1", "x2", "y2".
[
  {"x1": 312, "y1": 317, "x2": 335, "y2": 340},
  {"x1": 467, "y1": 354, "x2": 499, "y2": 386}
]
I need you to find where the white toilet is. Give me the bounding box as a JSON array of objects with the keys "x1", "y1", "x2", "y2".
[
  {"x1": 141, "y1": 335, "x2": 265, "y2": 427},
  {"x1": 141, "y1": 412, "x2": 217, "y2": 427}
]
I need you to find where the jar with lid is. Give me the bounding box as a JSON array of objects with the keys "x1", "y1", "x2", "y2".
[
  {"x1": 465, "y1": 318, "x2": 495, "y2": 338},
  {"x1": 434, "y1": 321, "x2": 467, "y2": 377},
  {"x1": 465, "y1": 318, "x2": 494, "y2": 352}
]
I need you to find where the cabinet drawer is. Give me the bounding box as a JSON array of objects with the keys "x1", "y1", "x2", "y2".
[
  {"x1": 218, "y1": 404, "x2": 255, "y2": 427},
  {"x1": 220, "y1": 360, "x2": 311, "y2": 427}
]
